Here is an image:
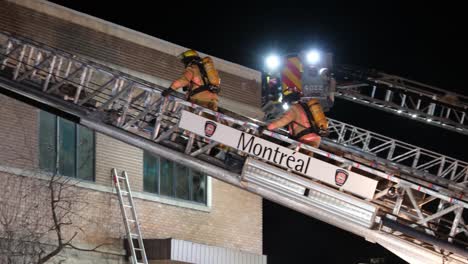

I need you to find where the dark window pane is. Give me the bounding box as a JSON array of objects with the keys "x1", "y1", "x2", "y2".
[
  {"x1": 175, "y1": 163, "x2": 189, "y2": 200},
  {"x1": 77, "y1": 125, "x2": 94, "y2": 181},
  {"x1": 58, "y1": 118, "x2": 76, "y2": 178},
  {"x1": 143, "y1": 152, "x2": 159, "y2": 193},
  {"x1": 39, "y1": 111, "x2": 95, "y2": 181},
  {"x1": 192, "y1": 171, "x2": 207, "y2": 203},
  {"x1": 142, "y1": 152, "x2": 207, "y2": 204},
  {"x1": 39, "y1": 111, "x2": 57, "y2": 173},
  {"x1": 160, "y1": 158, "x2": 174, "y2": 197}
]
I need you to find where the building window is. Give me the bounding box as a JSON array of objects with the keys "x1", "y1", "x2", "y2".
[
  {"x1": 143, "y1": 151, "x2": 207, "y2": 204},
  {"x1": 39, "y1": 111, "x2": 95, "y2": 181}
]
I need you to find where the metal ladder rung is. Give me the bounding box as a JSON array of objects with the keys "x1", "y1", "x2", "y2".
[{"x1": 113, "y1": 169, "x2": 147, "y2": 264}]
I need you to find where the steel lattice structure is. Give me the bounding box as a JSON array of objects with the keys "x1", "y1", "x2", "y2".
[{"x1": 0, "y1": 31, "x2": 467, "y2": 262}]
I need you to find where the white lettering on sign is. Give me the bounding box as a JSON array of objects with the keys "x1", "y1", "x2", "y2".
[{"x1": 178, "y1": 110, "x2": 377, "y2": 199}]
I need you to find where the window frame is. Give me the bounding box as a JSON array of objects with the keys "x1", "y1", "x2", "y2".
[
  {"x1": 38, "y1": 111, "x2": 96, "y2": 181},
  {"x1": 143, "y1": 151, "x2": 208, "y2": 205}
]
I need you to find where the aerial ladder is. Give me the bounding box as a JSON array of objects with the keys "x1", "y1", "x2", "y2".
[
  {"x1": 0, "y1": 31, "x2": 467, "y2": 264},
  {"x1": 334, "y1": 65, "x2": 468, "y2": 135}
]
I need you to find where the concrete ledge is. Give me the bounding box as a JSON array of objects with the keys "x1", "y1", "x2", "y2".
[{"x1": 0, "y1": 165, "x2": 212, "y2": 213}]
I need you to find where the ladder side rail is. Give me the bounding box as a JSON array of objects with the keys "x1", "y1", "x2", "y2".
[
  {"x1": 164, "y1": 103, "x2": 468, "y2": 248},
  {"x1": 376, "y1": 73, "x2": 468, "y2": 103},
  {"x1": 1, "y1": 32, "x2": 466, "y2": 204},
  {"x1": 122, "y1": 171, "x2": 148, "y2": 264},
  {"x1": 338, "y1": 88, "x2": 466, "y2": 125},
  {"x1": 336, "y1": 91, "x2": 467, "y2": 135},
  {"x1": 111, "y1": 169, "x2": 139, "y2": 264},
  {"x1": 2, "y1": 31, "x2": 167, "y2": 94},
  {"x1": 335, "y1": 67, "x2": 467, "y2": 130},
  {"x1": 2, "y1": 30, "x2": 465, "y2": 181},
  {"x1": 261, "y1": 129, "x2": 468, "y2": 208},
  {"x1": 1, "y1": 54, "x2": 466, "y2": 210},
  {"x1": 3, "y1": 31, "x2": 468, "y2": 258},
  {"x1": 164, "y1": 99, "x2": 468, "y2": 207},
  {"x1": 336, "y1": 65, "x2": 468, "y2": 105},
  {"x1": 1, "y1": 31, "x2": 467, "y2": 213},
  {"x1": 1, "y1": 72, "x2": 461, "y2": 254}
]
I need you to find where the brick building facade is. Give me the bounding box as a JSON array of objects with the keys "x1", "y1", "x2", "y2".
[
  {"x1": 0, "y1": 94, "x2": 263, "y2": 262},
  {"x1": 0, "y1": 0, "x2": 264, "y2": 262}
]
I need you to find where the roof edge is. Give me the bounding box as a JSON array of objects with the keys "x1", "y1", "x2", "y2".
[{"x1": 9, "y1": 0, "x2": 261, "y2": 82}]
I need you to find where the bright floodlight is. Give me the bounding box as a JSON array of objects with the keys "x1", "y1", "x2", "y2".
[
  {"x1": 306, "y1": 50, "x2": 320, "y2": 64},
  {"x1": 282, "y1": 103, "x2": 289, "y2": 110},
  {"x1": 266, "y1": 55, "x2": 280, "y2": 70}
]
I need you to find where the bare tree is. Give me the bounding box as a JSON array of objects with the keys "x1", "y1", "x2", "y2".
[
  {"x1": 0, "y1": 95, "x2": 113, "y2": 263},
  {"x1": 0, "y1": 170, "x2": 111, "y2": 264}
]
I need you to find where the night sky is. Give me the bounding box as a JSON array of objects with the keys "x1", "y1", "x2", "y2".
[{"x1": 48, "y1": 1, "x2": 467, "y2": 263}]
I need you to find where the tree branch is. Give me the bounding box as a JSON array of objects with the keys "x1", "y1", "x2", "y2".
[
  {"x1": 67, "y1": 242, "x2": 111, "y2": 253},
  {"x1": 63, "y1": 232, "x2": 78, "y2": 246},
  {"x1": 37, "y1": 176, "x2": 65, "y2": 264},
  {"x1": 37, "y1": 244, "x2": 64, "y2": 264}
]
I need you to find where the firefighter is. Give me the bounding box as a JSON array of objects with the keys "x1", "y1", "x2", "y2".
[
  {"x1": 162, "y1": 50, "x2": 231, "y2": 160},
  {"x1": 259, "y1": 88, "x2": 329, "y2": 151},
  {"x1": 161, "y1": 49, "x2": 219, "y2": 112}
]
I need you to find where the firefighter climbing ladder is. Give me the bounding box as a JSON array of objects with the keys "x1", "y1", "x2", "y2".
[
  {"x1": 112, "y1": 168, "x2": 149, "y2": 264},
  {"x1": 0, "y1": 31, "x2": 467, "y2": 263}
]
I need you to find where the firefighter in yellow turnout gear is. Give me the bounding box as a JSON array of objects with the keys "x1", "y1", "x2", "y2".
[
  {"x1": 260, "y1": 90, "x2": 329, "y2": 155},
  {"x1": 161, "y1": 49, "x2": 220, "y2": 112},
  {"x1": 260, "y1": 52, "x2": 331, "y2": 154},
  {"x1": 162, "y1": 50, "x2": 232, "y2": 161}
]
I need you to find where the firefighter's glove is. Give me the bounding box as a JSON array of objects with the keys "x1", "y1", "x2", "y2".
[
  {"x1": 161, "y1": 88, "x2": 173, "y2": 97},
  {"x1": 319, "y1": 128, "x2": 329, "y2": 137},
  {"x1": 258, "y1": 125, "x2": 267, "y2": 135}
]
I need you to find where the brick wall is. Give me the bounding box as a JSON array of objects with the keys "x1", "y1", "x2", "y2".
[
  {"x1": 0, "y1": 95, "x2": 263, "y2": 255},
  {"x1": 137, "y1": 179, "x2": 262, "y2": 254},
  {"x1": 0, "y1": 170, "x2": 125, "y2": 262},
  {"x1": 0, "y1": 0, "x2": 263, "y2": 115},
  {"x1": 0, "y1": 94, "x2": 38, "y2": 169}
]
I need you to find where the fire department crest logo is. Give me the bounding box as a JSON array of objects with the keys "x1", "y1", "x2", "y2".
[
  {"x1": 204, "y1": 121, "x2": 217, "y2": 137},
  {"x1": 335, "y1": 169, "x2": 349, "y2": 186}
]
